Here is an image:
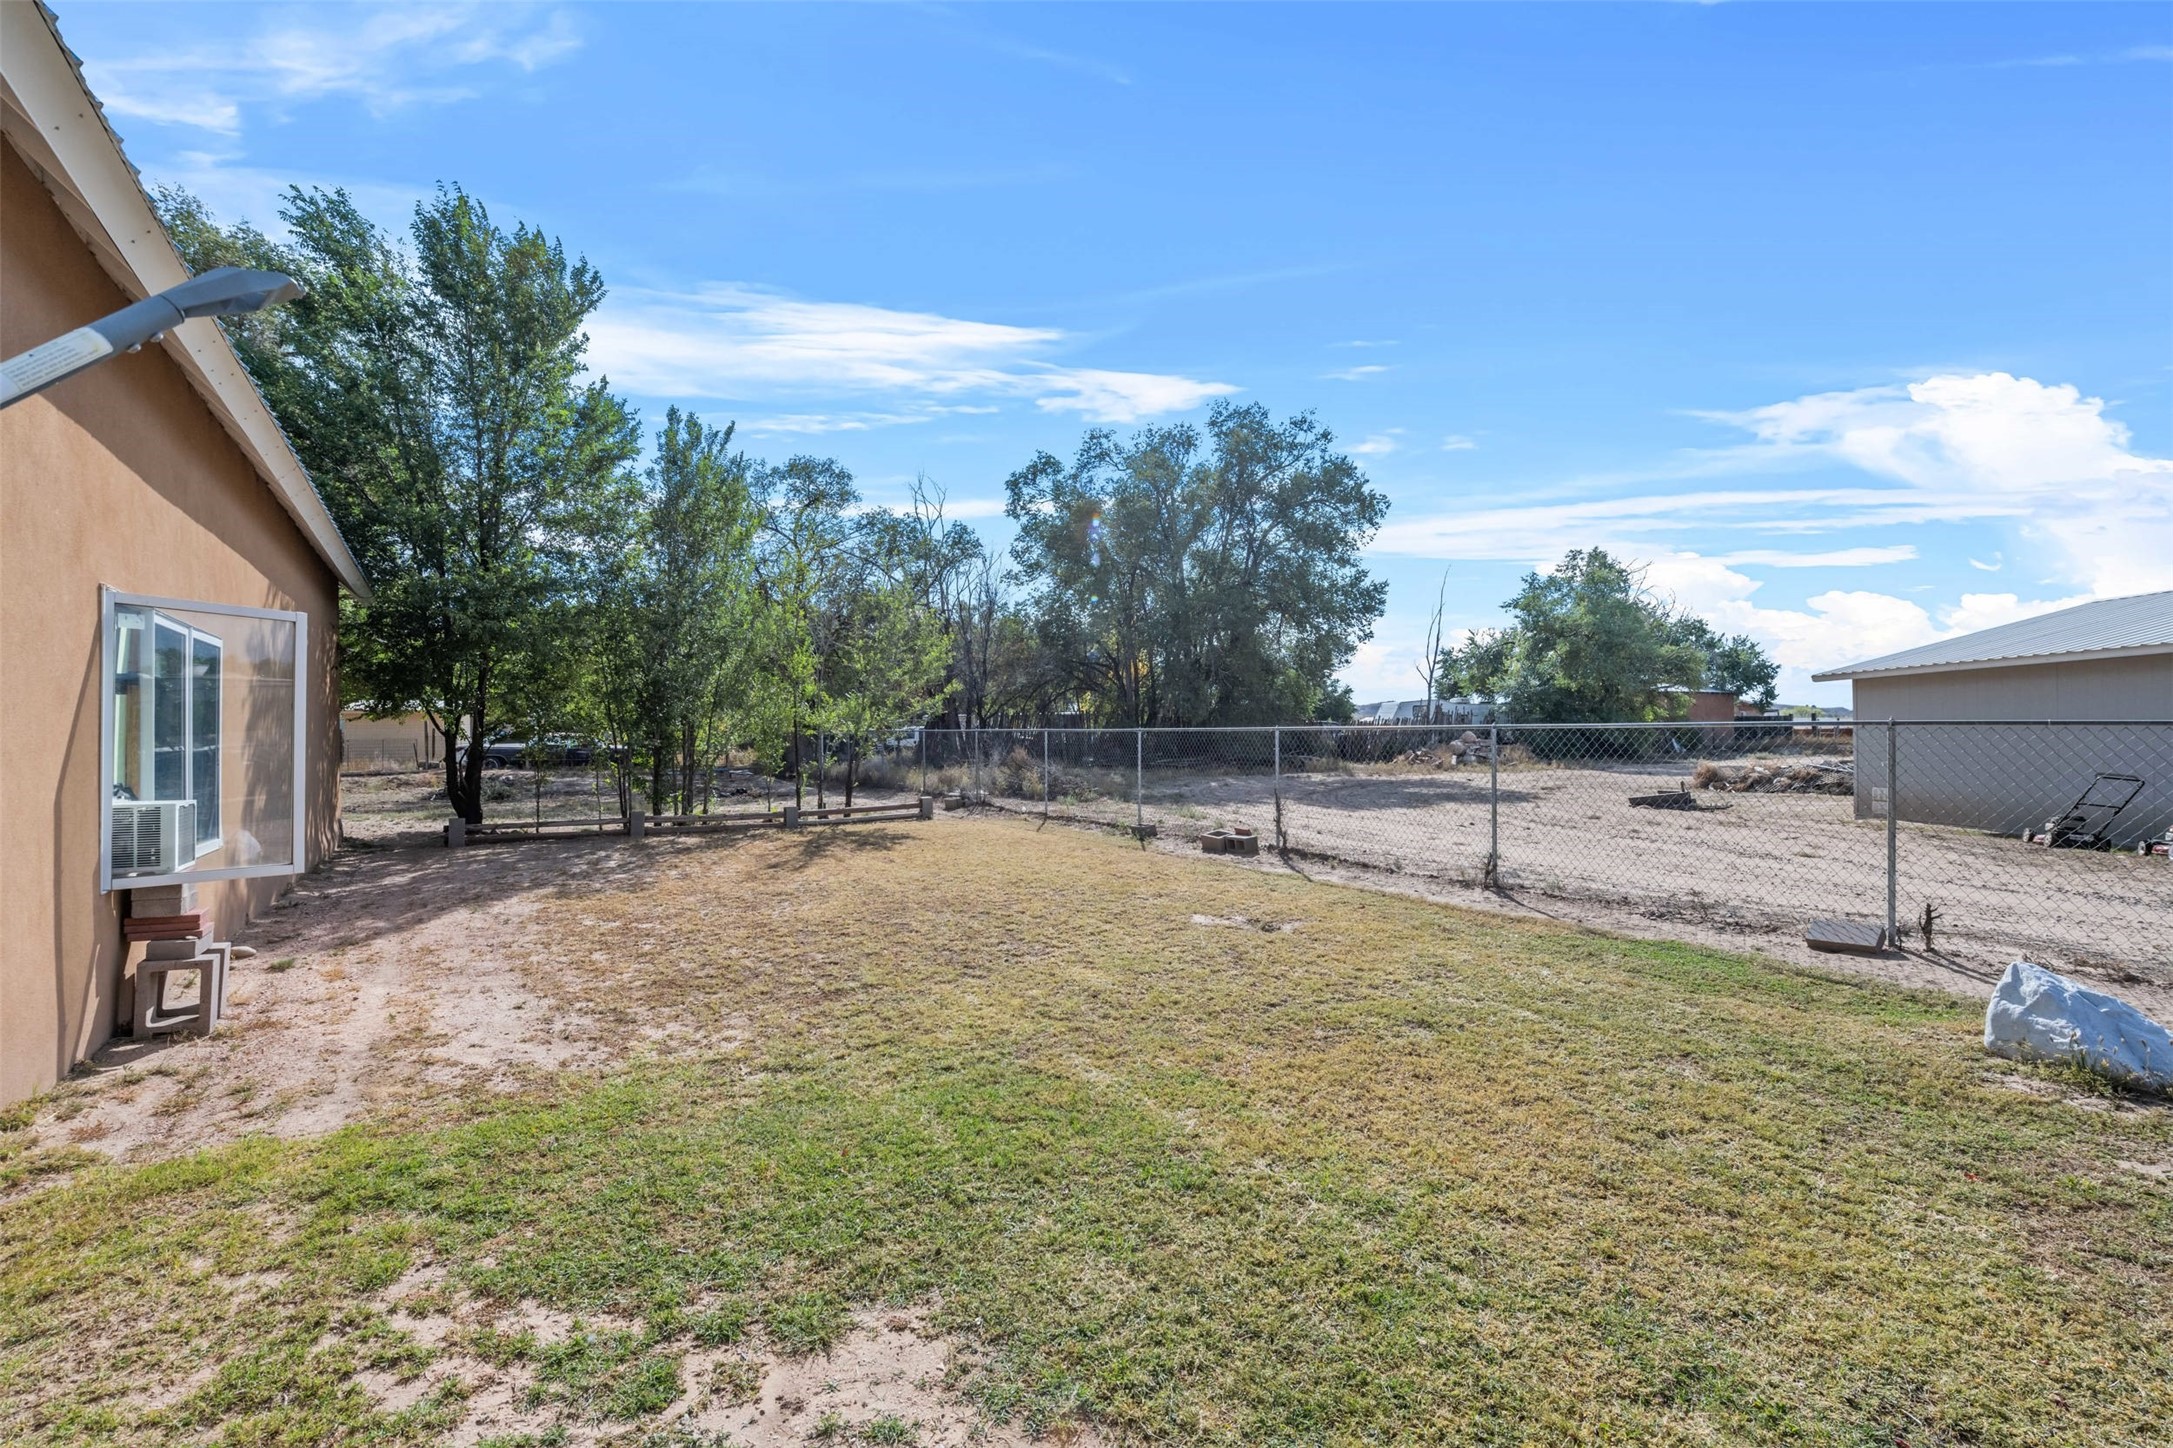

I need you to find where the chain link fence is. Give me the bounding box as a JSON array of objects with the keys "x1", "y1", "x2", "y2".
[{"x1": 917, "y1": 721, "x2": 2171, "y2": 982}]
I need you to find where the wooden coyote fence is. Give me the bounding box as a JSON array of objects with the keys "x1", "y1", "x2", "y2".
[{"x1": 446, "y1": 795, "x2": 933, "y2": 847}]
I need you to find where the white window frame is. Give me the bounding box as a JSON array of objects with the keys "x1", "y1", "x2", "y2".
[{"x1": 99, "y1": 587, "x2": 309, "y2": 892}]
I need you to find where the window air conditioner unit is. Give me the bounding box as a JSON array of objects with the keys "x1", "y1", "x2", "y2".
[{"x1": 112, "y1": 800, "x2": 197, "y2": 875}]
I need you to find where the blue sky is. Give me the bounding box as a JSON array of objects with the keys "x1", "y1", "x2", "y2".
[{"x1": 60, "y1": 1, "x2": 2173, "y2": 705}]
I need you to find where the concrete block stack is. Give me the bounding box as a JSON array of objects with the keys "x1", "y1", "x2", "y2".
[{"x1": 123, "y1": 883, "x2": 228, "y2": 1036}]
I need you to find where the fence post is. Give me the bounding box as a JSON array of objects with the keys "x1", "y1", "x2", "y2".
[
  {"x1": 1885, "y1": 718, "x2": 1899, "y2": 946},
  {"x1": 1487, "y1": 723, "x2": 1500, "y2": 889},
  {"x1": 1135, "y1": 727, "x2": 1145, "y2": 837},
  {"x1": 1043, "y1": 728, "x2": 1051, "y2": 819},
  {"x1": 816, "y1": 728, "x2": 825, "y2": 810},
  {"x1": 1273, "y1": 725, "x2": 1284, "y2": 851},
  {"x1": 919, "y1": 728, "x2": 927, "y2": 797}
]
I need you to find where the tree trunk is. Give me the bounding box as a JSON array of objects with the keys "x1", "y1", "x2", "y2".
[
  {"x1": 456, "y1": 703, "x2": 486, "y2": 826},
  {"x1": 844, "y1": 738, "x2": 857, "y2": 807},
  {"x1": 791, "y1": 722, "x2": 805, "y2": 810}
]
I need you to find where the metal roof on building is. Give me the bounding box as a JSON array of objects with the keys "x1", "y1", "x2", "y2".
[{"x1": 1813, "y1": 589, "x2": 2173, "y2": 680}]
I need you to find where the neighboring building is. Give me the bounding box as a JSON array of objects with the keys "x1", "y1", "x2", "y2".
[
  {"x1": 1, "y1": 6, "x2": 368, "y2": 1105},
  {"x1": 342, "y1": 707, "x2": 445, "y2": 771},
  {"x1": 1813, "y1": 591, "x2": 2173, "y2": 843},
  {"x1": 1356, "y1": 698, "x2": 1498, "y2": 725},
  {"x1": 1686, "y1": 689, "x2": 1737, "y2": 722}
]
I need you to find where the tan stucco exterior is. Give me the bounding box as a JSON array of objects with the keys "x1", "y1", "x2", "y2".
[
  {"x1": 1, "y1": 138, "x2": 344, "y2": 1105},
  {"x1": 342, "y1": 708, "x2": 444, "y2": 769}
]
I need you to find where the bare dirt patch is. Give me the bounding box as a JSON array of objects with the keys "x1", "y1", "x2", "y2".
[
  {"x1": 361, "y1": 1273, "x2": 1086, "y2": 1448},
  {"x1": 33, "y1": 835, "x2": 740, "y2": 1164}
]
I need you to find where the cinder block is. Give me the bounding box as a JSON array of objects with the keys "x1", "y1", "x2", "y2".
[
  {"x1": 129, "y1": 882, "x2": 197, "y2": 914},
  {"x1": 133, "y1": 955, "x2": 220, "y2": 1037}
]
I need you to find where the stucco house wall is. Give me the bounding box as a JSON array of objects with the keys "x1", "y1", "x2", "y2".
[{"x1": 1, "y1": 137, "x2": 344, "y2": 1105}]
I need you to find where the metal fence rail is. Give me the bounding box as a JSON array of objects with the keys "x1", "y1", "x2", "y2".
[{"x1": 919, "y1": 721, "x2": 2172, "y2": 982}]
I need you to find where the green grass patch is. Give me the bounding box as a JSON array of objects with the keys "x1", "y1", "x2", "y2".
[{"x1": 1, "y1": 822, "x2": 2166, "y2": 1445}]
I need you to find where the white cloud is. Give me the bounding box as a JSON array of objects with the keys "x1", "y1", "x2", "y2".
[
  {"x1": 1324, "y1": 364, "x2": 1392, "y2": 381},
  {"x1": 1707, "y1": 372, "x2": 2173, "y2": 596},
  {"x1": 586, "y1": 284, "x2": 1235, "y2": 424},
  {"x1": 1635, "y1": 550, "x2": 2094, "y2": 702},
  {"x1": 1028, "y1": 368, "x2": 1238, "y2": 423},
  {"x1": 1371, "y1": 486, "x2": 1879, "y2": 560},
  {"x1": 1350, "y1": 430, "x2": 1404, "y2": 457},
  {"x1": 1440, "y1": 434, "x2": 1478, "y2": 452},
  {"x1": 1969, "y1": 554, "x2": 2003, "y2": 572},
  {"x1": 1711, "y1": 546, "x2": 1917, "y2": 568},
  {"x1": 86, "y1": 4, "x2": 581, "y2": 135},
  {"x1": 738, "y1": 408, "x2": 993, "y2": 437},
  {"x1": 1368, "y1": 371, "x2": 2172, "y2": 703},
  {"x1": 1381, "y1": 372, "x2": 2172, "y2": 594}
]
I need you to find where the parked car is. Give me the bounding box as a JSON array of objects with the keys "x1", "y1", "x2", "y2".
[
  {"x1": 454, "y1": 738, "x2": 530, "y2": 771},
  {"x1": 453, "y1": 737, "x2": 597, "y2": 771}
]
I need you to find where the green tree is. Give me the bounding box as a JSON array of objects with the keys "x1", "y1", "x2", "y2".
[
  {"x1": 1669, "y1": 617, "x2": 1782, "y2": 711},
  {"x1": 1004, "y1": 402, "x2": 1388, "y2": 726},
  {"x1": 160, "y1": 184, "x2": 641, "y2": 823},
  {"x1": 750, "y1": 457, "x2": 860, "y2": 807},
  {"x1": 592, "y1": 409, "x2": 760, "y2": 817},
  {"x1": 1443, "y1": 549, "x2": 1712, "y2": 723},
  {"x1": 825, "y1": 585, "x2": 954, "y2": 804}
]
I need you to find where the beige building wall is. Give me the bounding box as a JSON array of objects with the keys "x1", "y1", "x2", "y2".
[
  {"x1": 1, "y1": 139, "x2": 343, "y2": 1106},
  {"x1": 342, "y1": 709, "x2": 444, "y2": 769},
  {"x1": 1848, "y1": 656, "x2": 2173, "y2": 844}
]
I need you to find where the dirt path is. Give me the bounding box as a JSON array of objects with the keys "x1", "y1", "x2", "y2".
[{"x1": 38, "y1": 839, "x2": 662, "y2": 1161}]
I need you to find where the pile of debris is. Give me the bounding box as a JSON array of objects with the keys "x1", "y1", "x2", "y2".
[
  {"x1": 1395, "y1": 732, "x2": 1492, "y2": 768},
  {"x1": 1691, "y1": 760, "x2": 1853, "y2": 796}
]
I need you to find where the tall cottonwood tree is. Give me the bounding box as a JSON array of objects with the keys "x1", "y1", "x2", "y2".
[
  {"x1": 162, "y1": 184, "x2": 640, "y2": 822},
  {"x1": 1004, "y1": 402, "x2": 1388, "y2": 725}
]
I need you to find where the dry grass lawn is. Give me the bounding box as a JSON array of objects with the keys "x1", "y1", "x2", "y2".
[{"x1": 1, "y1": 816, "x2": 2168, "y2": 1446}]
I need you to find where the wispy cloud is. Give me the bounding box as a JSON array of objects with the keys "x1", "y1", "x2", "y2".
[
  {"x1": 86, "y1": 3, "x2": 581, "y2": 136},
  {"x1": 1440, "y1": 434, "x2": 1478, "y2": 452},
  {"x1": 668, "y1": 161, "x2": 1074, "y2": 201},
  {"x1": 586, "y1": 283, "x2": 1237, "y2": 424},
  {"x1": 1712, "y1": 546, "x2": 1918, "y2": 568},
  {"x1": 1635, "y1": 550, "x2": 2092, "y2": 695},
  {"x1": 1383, "y1": 372, "x2": 2172, "y2": 596},
  {"x1": 1325, "y1": 364, "x2": 1392, "y2": 382},
  {"x1": 1350, "y1": 432, "x2": 1402, "y2": 457},
  {"x1": 1369, "y1": 371, "x2": 2172, "y2": 695},
  {"x1": 1988, "y1": 44, "x2": 2173, "y2": 70},
  {"x1": 1706, "y1": 372, "x2": 2173, "y2": 596},
  {"x1": 737, "y1": 406, "x2": 998, "y2": 437}
]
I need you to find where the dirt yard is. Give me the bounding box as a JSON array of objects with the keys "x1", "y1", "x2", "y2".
[{"x1": 991, "y1": 758, "x2": 2172, "y2": 1002}]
